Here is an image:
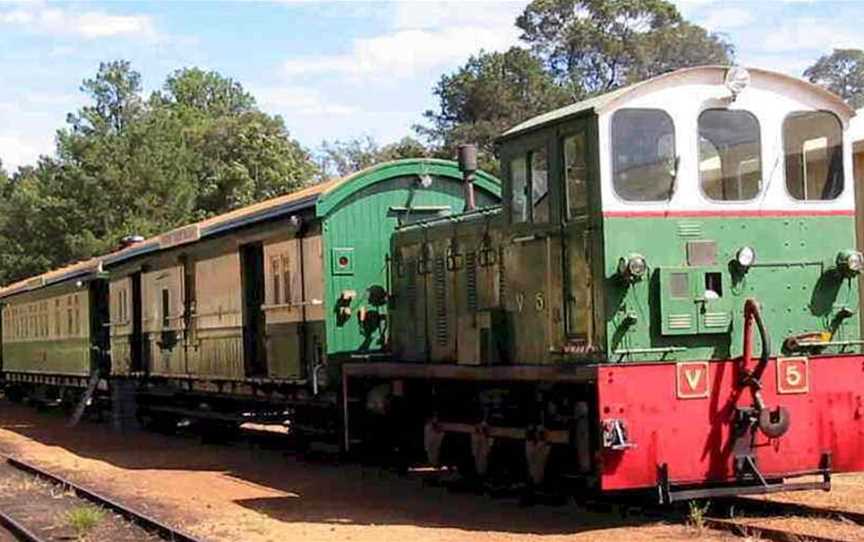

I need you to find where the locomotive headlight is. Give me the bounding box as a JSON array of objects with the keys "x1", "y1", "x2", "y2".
[
  {"x1": 735, "y1": 246, "x2": 756, "y2": 269},
  {"x1": 836, "y1": 249, "x2": 864, "y2": 277},
  {"x1": 617, "y1": 254, "x2": 647, "y2": 283}
]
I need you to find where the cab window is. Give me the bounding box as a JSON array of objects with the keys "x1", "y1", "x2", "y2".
[
  {"x1": 564, "y1": 133, "x2": 588, "y2": 218},
  {"x1": 531, "y1": 149, "x2": 549, "y2": 223},
  {"x1": 612, "y1": 109, "x2": 675, "y2": 202},
  {"x1": 509, "y1": 147, "x2": 550, "y2": 224},
  {"x1": 699, "y1": 109, "x2": 761, "y2": 201},
  {"x1": 784, "y1": 111, "x2": 843, "y2": 200},
  {"x1": 510, "y1": 156, "x2": 528, "y2": 223}
]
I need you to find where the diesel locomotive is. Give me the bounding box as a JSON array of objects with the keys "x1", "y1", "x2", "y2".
[{"x1": 3, "y1": 65, "x2": 864, "y2": 502}]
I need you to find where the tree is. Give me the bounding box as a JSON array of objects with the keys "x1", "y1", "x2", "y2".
[
  {"x1": 193, "y1": 111, "x2": 318, "y2": 213},
  {"x1": 158, "y1": 67, "x2": 256, "y2": 117},
  {"x1": 804, "y1": 49, "x2": 864, "y2": 108},
  {"x1": 318, "y1": 136, "x2": 429, "y2": 178},
  {"x1": 416, "y1": 47, "x2": 569, "y2": 173},
  {"x1": 0, "y1": 61, "x2": 319, "y2": 285},
  {"x1": 155, "y1": 68, "x2": 317, "y2": 214},
  {"x1": 66, "y1": 60, "x2": 145, "y2": 137},
  {"x1": 516, "y1": 0, "x2": 732, "y2": 97},
  {"x1": 0, "y1": 159, "x2": 8, "y2": 191}
]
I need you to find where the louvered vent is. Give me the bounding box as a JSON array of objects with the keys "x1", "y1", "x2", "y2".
[
  {"x1": 433, "y1": 256, "x2": 448, "y2": 346},
  {"x1": 668, "y1": 314, "x2": 693, "y2": 330},
  {"x1": 466, "y1": 251, "x2": 478, "y2": 312},
  {"x1": 703, "y1": 312, "x2": 729, "y2": 329}
]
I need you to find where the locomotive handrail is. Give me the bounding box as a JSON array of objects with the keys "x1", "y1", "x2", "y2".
[{"x1": 612, "y1": 346, "x2": 686, "y2": 356}]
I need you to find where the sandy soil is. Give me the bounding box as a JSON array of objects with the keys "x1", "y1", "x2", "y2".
[{"x1": 0, "y1": 402, "x2": 749, "y2": 542}]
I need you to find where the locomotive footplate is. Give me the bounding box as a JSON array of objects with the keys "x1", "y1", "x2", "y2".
[{"x1": 657, "y1": 452, "x2": 832, "y2": 503}]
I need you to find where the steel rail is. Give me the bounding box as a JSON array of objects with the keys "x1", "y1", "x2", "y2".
[
  {"x1": 3, "y1": 455, "x2": 205, "y2": 542},
  {"x1": 703, "y1": 516, "x2": 846, "y2": 542},
  {"x1": 724, "y1": 496, "x2": 864, "y2": 525},
  {"x1": 0, "y1": 509, "x2": 45, "y2": 542}
]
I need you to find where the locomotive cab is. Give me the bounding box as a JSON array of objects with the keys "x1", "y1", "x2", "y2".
[{"x1": 497, "y1": 66, "x2": 861, "y2": 366}]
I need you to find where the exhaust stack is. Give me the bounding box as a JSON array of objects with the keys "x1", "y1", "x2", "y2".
[{"x1": 457, "y1": 144, "x2": 478, "y2": 211}]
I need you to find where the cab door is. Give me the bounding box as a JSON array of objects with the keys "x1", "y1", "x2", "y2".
[
  {"x1": 560, "y1": 124, "x2": 595, "y2": 348},
  {"x1": 501, "y1": 132, "x2": 560, "y2": 364}
]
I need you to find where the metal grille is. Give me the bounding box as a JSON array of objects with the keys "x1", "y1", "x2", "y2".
[
  {"x1": 406, "y1": 259, "x2": 417, "y2": 319},
  {"x1": 668, "y1": 314, "x2": 693, "y2": 330},
  {"x1": 433, "y1": 256, "x2": 448, "y2": 346},
  {"x1": 677, "y1": 222, "x2": 702, "y2": 238},
  {"x1": 703, "y1": 312, "x2": 729, "y2": 329},
  {"x1": 498, "y1": 248, "x2": 507, "y2": 304},
  {"x1": 466, "y1": 251, "x2": 478, "y2": 312}
]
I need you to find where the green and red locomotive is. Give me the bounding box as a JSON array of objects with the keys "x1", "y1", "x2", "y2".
[{"x1": 2, "y1": 65, "x2": 864, "y2": 502}]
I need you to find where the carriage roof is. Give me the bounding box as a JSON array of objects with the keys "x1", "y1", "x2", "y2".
[{"x1": 0, "y1": 159, "x2": 499, "y2": 300}]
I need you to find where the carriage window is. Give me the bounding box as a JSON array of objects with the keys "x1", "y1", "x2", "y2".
[
  {"x1": 281, "y1": 255, "x2": 291, "y2": 304},
  {"x1": 161, "y1": 289, "x2": 170, "y2": 328},
  {"x1": 271, "y1": 257, "x2": 281, "y2": 305},
  {"x1": 612, "y1": 109, "x2": 675, "y2": 201},
  {"x1": 510, "y1": 156, "x2": 528, "y2": 223},
  {"x1": 531, "y1": 149, "x2": 550, "y2": 223},
  {"x1": 784, "y1": 111, "x2": 843, "y2": 200},
  {"x1": 699, "y1": 109, "x2": 761, "y2": 201},
  {"x1": 564, "y1": 133, "x2": 588, "y2": 218}
]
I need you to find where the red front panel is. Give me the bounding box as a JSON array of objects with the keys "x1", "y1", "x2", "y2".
[{"x1": 597, "y1": 356, "x2": 864, "y2": 490}]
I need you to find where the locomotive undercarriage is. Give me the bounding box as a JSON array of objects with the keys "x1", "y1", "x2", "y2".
[{"x1": 343, "y1": 364, "x2": 601, "y2": 493}]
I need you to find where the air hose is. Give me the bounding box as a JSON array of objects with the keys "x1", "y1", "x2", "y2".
[{"x1": 742, "y1": 299, "x2": 790, "y2": 438}]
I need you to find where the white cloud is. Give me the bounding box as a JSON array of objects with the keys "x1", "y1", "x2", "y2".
[
  {"x1": 282, "y1": 1, "x2": 522, "y2": 80},
  {"x1": 760, "y1": 17, "x2": 861, "y2": 53},
  {"x1": 391, "y1": 0, "x2": 523, "y2": 31},
  {"x1": 0, "y1": 133, "x2": 51, "y2": 171},
  {"x1": 255, "y1": 86, "x2": 357, "y2": 116},
  {"x1": 698, "y1": 7, "x2": 754, "y2": 30},
  {"x1": 0, "y1": 2, "x2": 157, "y2": 40},
  {"x1": 284, "y1": 26, "x2": 518, "y2": 79}
]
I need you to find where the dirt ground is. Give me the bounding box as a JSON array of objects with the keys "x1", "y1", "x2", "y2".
[
  {"x1": 0, "y1": 402, "x2": 751, "y2": 542},
  {"x1": 0, "y1": 461, "x2": 159, "y2": 541}
]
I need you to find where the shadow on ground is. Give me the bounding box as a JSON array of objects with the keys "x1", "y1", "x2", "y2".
[{"x1": 0, "y1": 401, "x2": 651, "y2": 536}]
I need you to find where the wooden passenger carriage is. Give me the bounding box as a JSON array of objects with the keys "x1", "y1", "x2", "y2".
[{"x1": 0, "y1": 159, "x2": 500, "y2": 429}]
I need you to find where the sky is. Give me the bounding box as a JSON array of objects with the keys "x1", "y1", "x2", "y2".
[{"x1": 1, "y1": 0, "x2": 864, "y2": 172}]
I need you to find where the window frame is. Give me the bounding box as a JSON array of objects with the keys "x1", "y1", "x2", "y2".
[
  {"x1": 560, "y1": 125, "x2": 592, "y2": 222},
  {"x1": 501, "y1": 131, "x2": 555, "y2": 226},
  {"x1": 781, "y1": 109, "x2": 845, "y2": 203},
  {"x1": 696, "y1": 108, "x2": 764, "y2": 204},
  {"x1": 609, "y1": 107, "x2": 677, "y2": 204}
]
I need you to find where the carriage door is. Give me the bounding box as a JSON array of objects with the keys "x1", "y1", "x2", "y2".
[
  {"x1": 241, "y1": 243, "x2": 267, "y2": 376},
  {"x1": 130, "y1": 272, "x2": 144, "y2": 373},
  {"x1": 561, "y1": 125, "x2": 593, "y2": 347}
]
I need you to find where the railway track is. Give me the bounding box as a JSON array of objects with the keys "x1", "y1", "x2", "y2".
[
  {"x1": 1, "y1": 455, "x2": 204, "y2": 542},
  {"x1": 0, "y1": 509, "x2": 43, "y2": 542},
  {"x1": 694, "y1": 496, "x2": 864, "y2": 542},
  {"x1": 3, "y1": 450, "x2": 863, "y2": 542}
]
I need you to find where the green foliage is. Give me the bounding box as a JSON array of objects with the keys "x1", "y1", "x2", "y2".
[
  {"x1": 687, "y1": 500, "x2": 710, "y2": 533},
  {"x1": 318, "y1": 135, "x2": 429, "y2": 178},
  {"x1": 65, "y1": 505, "x2": 105, "y2": 538},
  {"x1": 516, "y1": 0, "x2": 732, "y2": 96},
  {"x1": 0, "y1": 61, "x2": 318, "y2": 285},
  {"x1": 804, "y1": 48, "x2": 864, "y2": 108},
  {"x1": 417, "y1": 47, "x2": 569, "y2": 173}
]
